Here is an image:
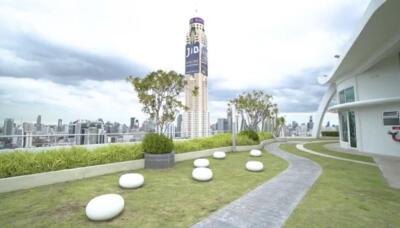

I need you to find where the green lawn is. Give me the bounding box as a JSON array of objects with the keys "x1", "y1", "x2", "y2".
[
  {"x1": 0, "y1": 150, "x2": 287, "y2": 228},
  {"x1": 280, "y1": 143, "x2": 400, "y2": 228},
  {"x1": 304, "y1": 141, "x2": 375, "y2": 163}
]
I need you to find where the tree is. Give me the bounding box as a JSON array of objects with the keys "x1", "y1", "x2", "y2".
[
  {"x1": 127, "y1": 70, "x2": 188, "y2": 134},
  {"x1": 230, "y1": 90, "x2": 276, "y2": 132}
]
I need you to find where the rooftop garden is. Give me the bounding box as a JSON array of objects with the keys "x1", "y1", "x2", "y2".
[
  {"x1": 0, "y1": 149, "x2": 287, "y2": 227},
  {"x1": 0, "y1": 132, "x2": 272, "y2": 178}
]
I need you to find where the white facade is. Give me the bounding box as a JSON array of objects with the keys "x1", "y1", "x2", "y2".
[
  {"x1": 182, "y1": 17, "x2": 210, "y2": 138},
  {"x1": 315, "y1": 0, "x2": 400, "y2": 156}
]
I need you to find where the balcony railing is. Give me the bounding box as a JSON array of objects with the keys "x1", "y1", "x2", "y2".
[{"x1": 0, "y1": 130, "x2": 231, "y2": 151}]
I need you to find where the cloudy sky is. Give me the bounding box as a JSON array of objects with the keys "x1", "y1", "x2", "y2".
[{"x1": 0, "y1": 0, "x2": 370, "y2": 126}]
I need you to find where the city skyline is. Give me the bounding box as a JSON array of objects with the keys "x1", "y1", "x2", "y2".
[{"x1": 0, "y1": 0, "x2": 366, "y2": 126}]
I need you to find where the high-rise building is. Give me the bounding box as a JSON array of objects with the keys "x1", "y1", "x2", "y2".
[
  {"x1": 182, "y1": 17, "x2": 210, "y2": 138},
  {"x1": 3, "y1": 118, "x2": 14, "y2": 135},
  {"x1": 216, "y1": 118, "x2": 228, "y2": 133},
  {"x1": 36, "y1": 115, "x2": 42, "y2": 131},
  {"x1": 57, "y1": 119, "x2": 63, "y2": 132},
  {"x1": 175, "y1": 114, "x2": 183, "y2": 138},
  {"x1": 130, "y1": 117, "x2": 139, "y2": 130},
  {"x1": 307, "y1": 116, "x2": 314, "y2": 131}
]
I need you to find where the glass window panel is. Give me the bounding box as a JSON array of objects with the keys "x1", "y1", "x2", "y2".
[
  {"x1": 340, "y1": 112, "x2": 348, "y2": 142},
  {"x1": 345, "y1": 87, "x2": 355, "y2": 103},
  {"x1": 339, "y1": 91, "x2": 346, "y2": 104}
]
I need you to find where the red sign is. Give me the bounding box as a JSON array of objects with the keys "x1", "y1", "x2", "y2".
[{"x1": 393, "y1": 126, "x2": 400, "y2": 130}]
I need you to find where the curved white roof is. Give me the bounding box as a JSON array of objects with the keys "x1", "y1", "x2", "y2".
[{"x1": 320, "y1": 0, "x2": 400, "y2": 85}]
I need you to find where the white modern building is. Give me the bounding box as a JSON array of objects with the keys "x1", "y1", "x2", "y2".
[
  {"x1": 314, "y1": 0, "x2": 400, "y2": 156},
  {"x1": 182, "y1": 17, "x2": 210, "y2": 138}
]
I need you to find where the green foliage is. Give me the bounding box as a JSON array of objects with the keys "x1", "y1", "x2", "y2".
[
  {"x1": 174, "y1": 134, "x2": 232, "y2": 153},
  {"x1": 258, "y1": 132, "x2": 273, "y2": 141},
  {"x1": 321, "y1": 131, "x2": 339, "y2": 137},
  {"x1": 239, "y1": 129, "x2": 260, "y2": 142},
  {"x1": 127, "y1": 70, "x2": 187, "y2": 133},
  {"x1": 281, "y1": 143, "x2": 400, "y2": 228},
  {"x1": 230, "y1": 90, "x2": 276, "y2": 131},
  {"x1": 0, "y1": 132, "x2": 274, "y2": 178},
  {"x1": 0, "y1": 144, "x2": 142, "y2": 178},
  {"x1": 142, "y1": 133, "x2": 173, "y2": 154}
]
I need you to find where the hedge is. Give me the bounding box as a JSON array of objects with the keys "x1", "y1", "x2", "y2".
[
  {"x1": 0, "y1": 132, "x2": 273, "y2": 178},
  {"x1": 321, "y1": 131, "x2": 339, "y2": 137}
]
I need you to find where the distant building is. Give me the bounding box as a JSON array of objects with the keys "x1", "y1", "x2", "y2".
[
  {"x1": 307, "y1": 116, "x2": 314, "y2": 132},
  {"x1": 57, "y1": 119, "x2": 63, "y2": 132},
  {"x1": 3, "y1": 118, "x2": 14, "y2": 135},
  {"x1": 130, "y1": 117, "x2": 139, "y2": 130},
  {"x1": 36, "y1": 115, "x2": 42, "y2": 131},
  {"x1": 216, "y1": 118, "x2": 228, "y2": 133},
  {"x1": 141, "y1": 119, "x2": 156, "y2": 132},
  {"x1": 175, "y1": 114, "x2": 183, "y2": 137}
]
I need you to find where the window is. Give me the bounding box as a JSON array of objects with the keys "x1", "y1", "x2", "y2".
[
  {"x1": 340, "y1": 112, "x2": 348, "y2": 142},
  {"x1": 383, "y1": 111, "x2": 400, "y2": 125},
  {"x1": 338, "y1": 86, "x2": 355, "y2": 104}
]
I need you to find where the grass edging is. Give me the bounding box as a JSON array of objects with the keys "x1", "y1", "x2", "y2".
[{"x1": 0, "y1": 139, "x2": 274, "y2": 193}]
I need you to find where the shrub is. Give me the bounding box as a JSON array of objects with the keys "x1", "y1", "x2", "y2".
[
  {"x1": 142, "y1": 133, "x2": 174, "y2": 154},
  {"x1": 321, "y1": 131, "x2": 339, "y2": 137},
  {"x1": 0, "y1": 144, "x2": 142, "y2": 178},
  {"x1": 174, "y1": 133, "x2": 231, "y2": 153},
  {"x1": 258, "y1": 132, "x2": 273, "y2": 141},
  {"x1": 239, "y1": 129, "x2": 260, "y2": 143}
]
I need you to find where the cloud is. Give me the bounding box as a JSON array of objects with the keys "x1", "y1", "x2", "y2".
[
  {"x1": 0, "y1": 0, "x2": 371, "y2": 125},
  {"x1": 0, "y1": 76, "x2": 146, "y2": 124},
  {"x1": 0, "y1": 26, "x2": 149, "y2": 84}
]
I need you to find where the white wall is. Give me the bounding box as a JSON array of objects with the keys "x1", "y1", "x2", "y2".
[
  {"x1": 357, "y1": 104, "x2": 400, "y2": 156},
  {"x1": 357, "y1": 54, "x2": 400, "y2": 101}
]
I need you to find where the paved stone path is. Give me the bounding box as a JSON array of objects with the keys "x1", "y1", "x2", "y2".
[{"x1": 192, "y1": 142, "x2": 321, "y2": 228}]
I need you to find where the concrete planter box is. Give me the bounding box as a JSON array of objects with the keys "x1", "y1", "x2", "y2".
[{"x1": 144, "y1": 152, "x2": 175, "y2": 169}]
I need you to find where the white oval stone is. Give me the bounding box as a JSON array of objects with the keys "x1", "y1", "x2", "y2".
[
  {"x1": 194, "y1": 158, "x2": 210, "y2": 168},
  {"x1": 213, "y1": 151, "x2": 226, "y2": 159},
  {"x1": 192, "y1": 167, "x2": 213, "y2": 181},
  {"x1": 119, "y1": 173, "x2": 144, "y2": 189},
  {"x1": 250, "y1": 149, "x2": 262, "y2": 157},
  {"x1": 246, "y1": 161, "x2": 264, "y2": 172},
  {"x1": 86, "y1": 194, "x2": 124, "y2": 221}
]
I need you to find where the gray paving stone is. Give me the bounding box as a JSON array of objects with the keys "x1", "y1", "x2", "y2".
[{"x1": 192, "y1": 142, "x2": 321, "y2": 228}]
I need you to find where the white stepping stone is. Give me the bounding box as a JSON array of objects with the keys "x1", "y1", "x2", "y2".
[
  {"x1": 213, "y1": 151, "x2": 226, "y2": 159},
  {"x1": 119, "y1": 173, "x2": 144, "y2": 189},
  {"x1": 86, "y1": 194, "x2": 124, "y2": 221},
  {"x1": 250, "y1": 149, "x2": 262, "y2": 157},
  {"x1": 194, "y1": 158, "x2": 210, "y2": 168},
  {"x1": 192, "y1": 167, "x2": 213, "y2": 182},
  {"x1": 246, "y1": 161, "x2": 264, "y2": 172}
]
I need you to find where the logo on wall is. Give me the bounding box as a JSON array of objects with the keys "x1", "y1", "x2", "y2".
[
  {"x1": 388, "y1": 126, "x2": 400, "y2": 142},
  {"x1": 185, "y1": 42, "x2": 200, "y2": 74}
]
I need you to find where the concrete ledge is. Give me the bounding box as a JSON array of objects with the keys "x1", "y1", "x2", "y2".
[
  {"x1": 0, "y1": 159, "x2": 144, "y2": 193},
  {"x1": 0, "y1": 139, "x2": 276, "y2": 193}
]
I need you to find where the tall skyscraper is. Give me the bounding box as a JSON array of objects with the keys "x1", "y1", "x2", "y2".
[
  {"x1": 3, "y1": 118, "x2": 14, "y2": 135},
  {"x1": 36, "y1": 115, "x2": 42, "y2": 131},
  {"x1": 57, "y1": 119, "x2": 63, "y2": 132},
  {"x1": 175, "y1": 114, "x2": 183, "y2": 138},
  {"x1": 182, "y1": 17, "x2": 210, "y2": 138}
]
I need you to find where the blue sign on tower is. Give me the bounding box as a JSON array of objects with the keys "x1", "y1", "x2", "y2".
[{"x1": 185, "y1": 42, "x2": 200, "y2": 74}]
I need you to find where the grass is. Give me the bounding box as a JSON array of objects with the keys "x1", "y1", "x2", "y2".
[
  {"x1": 304, "y1": 141, "x2": 374, "y2": 163},
  {"x1": 0, "y1": 150, "x2": 287, "y2": 228},
  {"x1": 280, "y1": 143, "x2": 400, "y2": 228},
  {"x1": 0, "y1": 132, "x2": 273, "y2": 178}
]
